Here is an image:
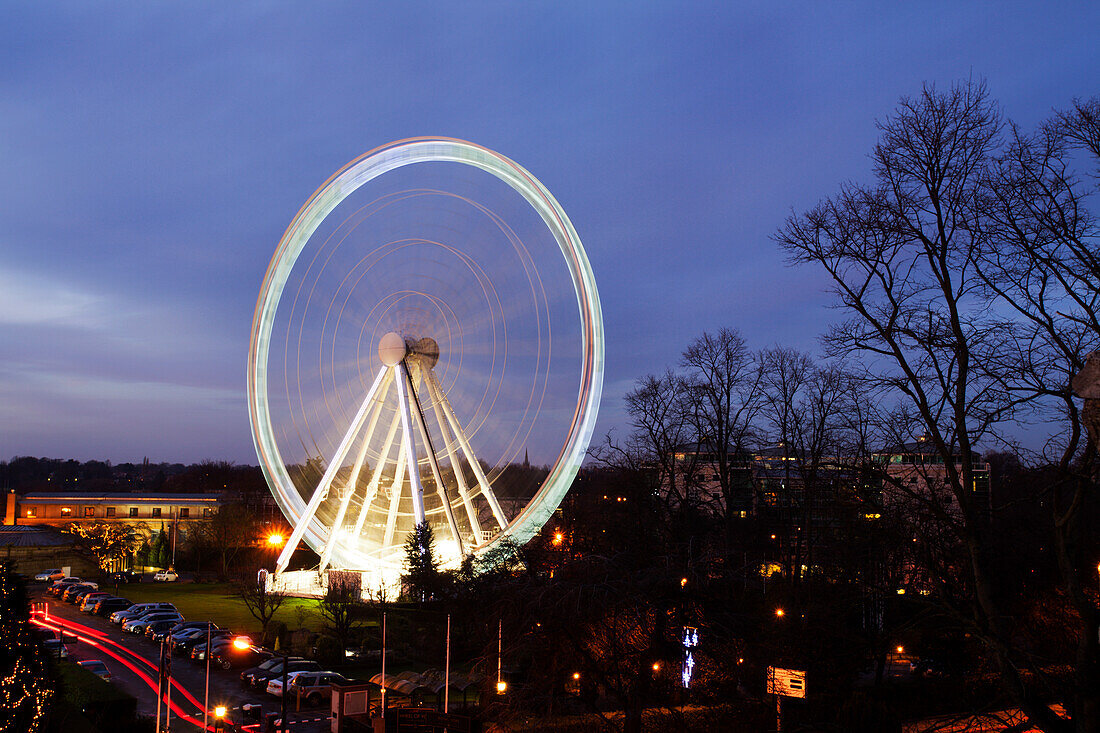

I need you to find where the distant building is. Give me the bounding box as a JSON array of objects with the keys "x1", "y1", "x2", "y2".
[
  {"x1": 4, "y1": 491, "x2": 220, "y2": 533},
  {"x1": 872, "y1": 435, "x2": 990, "y2": 519}
]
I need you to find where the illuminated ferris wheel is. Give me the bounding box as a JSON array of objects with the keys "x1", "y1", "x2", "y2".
[{"x1": 247, "y1": 138, "x2": 603, "y2": 579}]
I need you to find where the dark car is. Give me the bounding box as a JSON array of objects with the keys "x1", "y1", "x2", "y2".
[
  {"x1": 241, "y1": 657, "x2": 321, "y2": 691},
  {"x1": 212, "y1": 643, "x2": 271, "y2": 671},
  {"x1": 93, "y1": 598, "x2": 132, "y2": 617},
  {"x1": 145, "y1": 619, "x2": 182, "y2": 639},
  {"x1": 150, "y1": 621, "x2": 213, "y2": 644},
  {"x1": 109, "y1": 570, "x2": 142, "y2": 584},
  {"x1": 49, "y1": 578, "x2": 83, "y2": 596},
  {"x1": 63, "y1": 584, "x2": 98, "y2": 603},
  {"x1": 192, "y1": 635, "x2": 241, "y2": 663},
  {"x1": 175, "y1": 628, "x2": 233, "y2": 656}
]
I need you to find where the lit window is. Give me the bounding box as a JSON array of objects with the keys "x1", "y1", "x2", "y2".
[
  {"x1": 84, "y1": 507, "x2": 94, "y2": 518},
  {"x1": 106, "y1": 507, "x2": 115, "y2": 518},
  {"x1": 60, "y1": 507, "x2": 72, "y2": 516},
  {"x1": 203, "y1": 508, "x2": 213, "y2": 518},
  {"x1": 129, "y1": 507, "x2": 138, "y2": 517},
  {"x1": 151, "y1": 508, "x2": 162, "y2": 518},
  {"x1": 25, "y1": 508, "x2": 37, "y2": 518},
  {"x1": 179, "y1": 508, "x2": 189, "y2": 519}
]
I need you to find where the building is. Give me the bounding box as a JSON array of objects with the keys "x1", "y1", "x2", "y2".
[
  {"x1": 872, "y1": 435, "x2": 990, "y2": 519},
  {"x1": 4, "y1": 490, "x2": 220, "y2": 534}
]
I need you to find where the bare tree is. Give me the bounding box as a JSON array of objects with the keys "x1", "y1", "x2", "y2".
[
  {"x1": 775, "y1": 80, "x2": 1084, "y2": 732},
  {"x1": 237, "y1": 574, "x2": 287, "y2": 642},
  {"x1": 680, "y1": 328, "x2": 764, "y2": 550}
]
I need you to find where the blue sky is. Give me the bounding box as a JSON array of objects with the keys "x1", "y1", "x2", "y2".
[{"x1": 2, "y1": 2, "x2": 1097, "y2": 464}]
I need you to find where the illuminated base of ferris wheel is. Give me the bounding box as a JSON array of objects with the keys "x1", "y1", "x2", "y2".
[{"x1": 268, "y1": 332, "x2": 510, "y2": 597}]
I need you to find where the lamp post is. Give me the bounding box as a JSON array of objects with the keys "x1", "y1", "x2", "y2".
[
  {"x1": 281, "y1": 648, "x2": 289, "y2": 733},
  {"x1": 203, "y1": 624, "x2": 212, "y2": 733},
  {"x1": 213, "y1": 705, "x2": 226, "y2": 732}
]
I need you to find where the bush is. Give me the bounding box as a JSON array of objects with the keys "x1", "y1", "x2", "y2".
[
  {"x1": 265, "y1": 620, "x2": 288, "y2": 650},
  {"x1": 313, "y1": 635, "x2": 343, "y2": 665}
]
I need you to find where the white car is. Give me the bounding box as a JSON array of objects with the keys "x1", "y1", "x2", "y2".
[
  {"x1": 123, "y1": 612, "x2": 183, "y2": 633},
  {"x1": 35, "y1": 569, "x2": 64, "y2": 582},
  {"x1": 153, "y1": 569, "x2": 179, "y2": 582}
]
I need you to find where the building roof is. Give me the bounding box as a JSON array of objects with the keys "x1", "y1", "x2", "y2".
[
  {"x1": 18, "y1": 492, "x2": 220, "y2": 504},
  {"x1": 0, "y1": 524, "x2": 75, "y2": 547}
]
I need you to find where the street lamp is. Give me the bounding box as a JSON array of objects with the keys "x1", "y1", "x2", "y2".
[
  {"x1": 213, "y1": 705, "x2": 227, "y2": 732},
  {"x1": 775, "y1": 608, "x2": 785, "y2": 618},
  {"x1": 267, "y1": 533, "x2": 285, "y2": 548}
]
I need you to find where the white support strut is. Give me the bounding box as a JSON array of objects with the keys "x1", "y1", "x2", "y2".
[
  {"x1": 383, "y1": 430, "x2": 407, "y2": 548},
  {"x1": 275, "y1": 366, "x2": 389, "y2": 574},
  {"x1": 426, "y1": 370, "x2": 509, "y2": 530},
  {"x1": 395, "y1": 362, "x2": 427, "y2": 524},
  {"x1": 349, "y1": 411, "x2": 402, "y2": 540},
  {"x1": 424, "y1": 373, "x2": 484, "y2": 545},
  {"x1": 405, "y1": 363, "x2": 465, "y2": 556}
]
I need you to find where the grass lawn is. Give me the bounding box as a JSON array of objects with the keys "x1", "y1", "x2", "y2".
[{"x1": 117, "y1": 582, "x2": 322, "y2": 635}]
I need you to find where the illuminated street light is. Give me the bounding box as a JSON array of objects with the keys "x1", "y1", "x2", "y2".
[
  {"x1": 267, "y1": 533, "x2": 285, "y2": 547},
  {"x1": 552, "y1": 531, "x2": 563, "y2": 546},
  {"x1": 896, "y1": 645, "x2": 905, "y2": 654},
  {"x1": 652, "y1": 662, "x2": 661, "y2": 672},
  {"x1": 775, "y1": 608, "x2": 785, "y2": 618},
  {"x1": 214, "y1": 705, "x2": 227, "y2": 718},
  {"x1": 680, "y1": 577, "x2": 688, "y2": 588},
  {"x1": 496, "y1": 680, "x2": 507, "y2": 694},
  {"x1": 572, "y1": 672, "x2": 580, "y2": 680}
]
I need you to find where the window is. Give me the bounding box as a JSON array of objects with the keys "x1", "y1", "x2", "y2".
[
  {"x1": 203, "y1": 508, "x2": 213, "y2": 518},
  {"x1": 83, "y1": 507, "x2": 94, "y2": 517},
  {"x1": 178, "y1": 508, "x2": 189, "y2": 519},
  {"x1": 151, "y1": 508, "x2": 162, "y2": 518},
  {"x1": 60, "y1": 507, "x2": 72, "y2": 516},
  {"x1": 129, "y1": 507, "x2": 139, "y2": 518},
  {"x1": 25, "y1": 508, "x2": 37, "y2": 518},
  {"x1": 106, "y1": 507, "x2": 115, "y2": 518}
]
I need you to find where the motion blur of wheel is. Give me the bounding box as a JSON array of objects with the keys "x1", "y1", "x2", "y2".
[{"x1": 249, "y1": 138, "x2": 603, "y2": 578}]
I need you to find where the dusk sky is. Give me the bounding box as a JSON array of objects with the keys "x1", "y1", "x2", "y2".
[{"x1": 2, "y1": 3, "x2": 1097, "y2": 465}]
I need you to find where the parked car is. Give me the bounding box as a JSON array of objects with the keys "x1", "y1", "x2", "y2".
[
  {"x1": 93, "y1": 598, "x2": 132, "y2": 617},
  {"x1": 242, "y1": 657, "x2": 321, "y2": 691},
  {"x1": 145, "y1": 619, "x2": 182, "y2": 639},
  {"x1": 63, "y1": 584, "x2": 99, "y2": 603},
  {"x1": 124, "y1": 612, "x2": 184, "y2": 634},
  {"x1": 191, "y1": 635, "x2": 242, "y2": 662},
  {"x1": 79, "y1": 592, "x2": 113, "y2": 612},
  {"x1": 41, "y1": 639, "x2": 68, "y2": 659},
  {"x1": 34, "y1": 569, "x2": 64, "y2": 582},
  {"x1": 175, "y1": 628, "x2": 233, "y2": 656},
  {"x1": 275, "y1": 670, "x2": 348, "y2": 705},
  {"x1": 49, "y1": 578, "x2": 83, "y2": 595},
  {"x1": 111, "y1": 602, "x2": 177, "y2": 624},
  {"x1": 108, "y1": 570, "x2": 142, "y2": 584},
  {"x1": 78, "y1": 659, "x2": 111, "y2": 681},
  {"x1": 153, "y1": 569, "x2": 178, "y2": 582},
  {"x1": 211, "y1": 643, "x2": 270, "y2": 670}
]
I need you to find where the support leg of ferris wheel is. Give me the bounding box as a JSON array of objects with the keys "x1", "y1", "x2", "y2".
[
  {"x1": 317, "y1": 372, "x2": 392, "y2": 573},
  {"x1": 348, "y1": 411, "x2": 402, "y2": 541},
  {"x1": 424, "y1": 369, "x2": 509, "y2": 531},
  {"x1": 423, "y1": 372, "x2": 484, "y2": 545},
  {"x1": 275, "y1": 366, "x2": 389, "y2": 575},
  {"x1": 395, "y1": 362, "x2": 427, "y2": 525},
  {"x1": 405, "y1": 361, "x2": 465, "y2": 556},
  {"x1": 382, "y1": 430, "x2": 408, "y2": 548}
]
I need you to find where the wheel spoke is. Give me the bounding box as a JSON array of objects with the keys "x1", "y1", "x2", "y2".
[{"x1": 424, "y1": 372, "x2": 484, "y2": 545}]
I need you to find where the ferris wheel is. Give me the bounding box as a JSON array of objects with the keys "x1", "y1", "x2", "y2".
[{"x1": 247, "y1": 138, "x2": 603, "y2": 578}]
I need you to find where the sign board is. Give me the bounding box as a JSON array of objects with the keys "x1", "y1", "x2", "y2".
[{"x1": 767, "y1": 667, "x2": 806, "y2": 699}]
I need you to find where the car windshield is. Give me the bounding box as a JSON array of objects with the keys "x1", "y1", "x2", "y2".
[{"x1": 258, "y1": 659, "x2": 281, "y2": 671}]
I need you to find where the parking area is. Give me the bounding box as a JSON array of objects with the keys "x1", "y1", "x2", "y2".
[{"x1": 32, "y1": 585, "x2": 337, "y2": 732}]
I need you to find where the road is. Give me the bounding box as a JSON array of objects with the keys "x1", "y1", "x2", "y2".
[{"x1": 31, "y1": 586, "x2": 334, "y2": 732}]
